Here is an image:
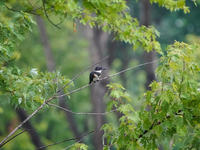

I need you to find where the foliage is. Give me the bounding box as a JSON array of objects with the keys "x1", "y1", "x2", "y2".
[
  {"x1": 1, "y1": 0, "x2": 163, "y2": 52},
  {"x1": 0, "y1": 7, "x2": 72, "y2": 110},
  {"x1": 71, "y1": 142, "x2": 89, "y2": 150},
  {"x1": 102, "y1": 41, "x2": 200, "y2": 149},
  {"x1": 0, "y1": 11, "x2": 34, "y2": 64},
  {"x1": 149, "y1": 0, "x2": 190, "y2": 13},
  {"x1": 0, "y1": 0, "x2": 199, "y2": 149},
  {"x1": 0, "y1": 67, "x2": 72, "y2": 109},
  {"x1": 0, "y1": 0, "x2": 194, "y2": 108}
]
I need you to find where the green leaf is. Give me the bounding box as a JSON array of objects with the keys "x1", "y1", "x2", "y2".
[
  {"x1": 155, "y1": 125, "x2": 163, "y2": 136},
  {"x1": 123, "y1": 92, "x2": 131, "y2": 101},
  {"x1": 29, "y1": 68, "x2": 38, "y2": 77},
  {"x1": 106, "y1": 100, "x2": 118, "y2": 111},
  {"x1": 110, "y1": 90, "x2": 122, "y2": 99},
  {"x1": 143, "y1": 118, "x2": 151, "y2": 130},
  {"x1": 118, "y1": 104, "x2": 133, "y2": 115},
  {"x1": 146, "y1": 91, "x2": 152, "y2": 103},
  {"x1": 177, "y1": 125, "x2": 187, "y2": 137}
]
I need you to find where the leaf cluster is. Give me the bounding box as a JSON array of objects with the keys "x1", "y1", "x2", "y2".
[
  {"x1": 0, "y1": 0, "x2": 199, "y2": 149},
  {"x1": 0, "y1": 67, "x2": 72, "y2": 109},
  {"x1": 0, "y1": 4, "x2": 72, "y2": 111},
  {"x1": 102, "y1": 41, "x2": 200, "y2": 149},
  {"x1": 70, "y1": 142, "x2": 89, "y2": 150},
  {"x1": 2, "y1": 0, "x2": 194, "y2": 56},
  {"x1": 149, "y1": 0, "x2": 191, "y2": 13},
  {"x1": 2, "y1": 0, "x2": 162, "y2": 53},
  {"x1": 0, "y1": 11, "x2": 34, "y2": 64}
]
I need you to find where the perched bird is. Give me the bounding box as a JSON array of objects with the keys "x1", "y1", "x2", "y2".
[{"x1": 89, "y1": 66, "x2": 106, "y2": 84}]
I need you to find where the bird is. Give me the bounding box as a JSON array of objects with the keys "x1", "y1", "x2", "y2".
[{"x1": 89, "y1": 66, "x2": 106, "y2": 84}]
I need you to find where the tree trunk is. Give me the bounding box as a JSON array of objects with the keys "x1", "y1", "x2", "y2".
[
  {"x1": 139, "y1": 1, "x2": 163, "y2": 149},
  {"x1": 36, "y1": 16, "x2": 81, "y2": 139},
  {"x1": 36, "y1": 16, "x2": 55, "y2": 72},
  {"x1": 139, "y1": 0, "x2": 157, "y2": 90},
  {"x1": 16, "y1": 108, "x2": 46, "y2": 149},
  {"x1": 85, "y1": 25, "x2": 110, "y2": 150}
]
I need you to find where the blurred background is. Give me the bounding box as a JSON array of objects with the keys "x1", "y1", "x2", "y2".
[{"x1": 0, "y1": 0, "x2": 200, "y2": 149}]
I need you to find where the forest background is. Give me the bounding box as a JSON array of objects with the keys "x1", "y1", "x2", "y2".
[{"x1": 1, "y1": 0, "x2": 200, "y2": 149}]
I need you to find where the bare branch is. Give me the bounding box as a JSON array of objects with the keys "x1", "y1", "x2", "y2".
[
  {"x1": 42, "y1": 0, "x2": 60, "y2": 29},
  {"x1": 100, "y1": 59, "x2": 161, "y2": 80},
  {"x1": 5, "y1": 4, "x2": 39, "y2": 15},
  {"x1": 0, "y1": 129, "x2": 27, "y2": 147},
  {"x1": 0, "y1": 96, "x2": 54, "y2": 147},
  {"x1": 56, "y1": 59, "x2": 161, "y2": 98},
  {"x1": 35, "y1": 131, "x2": 93, "y2": 150},
  {"x1": 48, "y1": 103, "x2": 118, "y2": 115}
]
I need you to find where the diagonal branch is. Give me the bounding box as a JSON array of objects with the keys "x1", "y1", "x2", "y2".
[
  {"x1": 56, "y1": 59, "x2": 161, "y2": 98},
  {"x1": 35, "y1": 131, "x2": 93, "y2": 150},
  {"x1": 0, "y1": 129, "x2": 27, "y2": 147},
  {"x1": 135, "y1": 109, "x2": 182, "y2": 142},
  {"x1": 0, "y1": 96, "x2": 54, "y2": 147},
  {"x1": 48, "y1": 103, "x2": 118, "y2": 115},
  {"x1": 101, "y1": 59, "x2": 161, "y2": 80}
]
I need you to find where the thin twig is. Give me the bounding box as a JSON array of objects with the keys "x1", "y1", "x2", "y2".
[
  {"x1": 62, "y1": 139, "x2": 82, "y2": 150},
  {"x1": 0, "y1": 129, "x2": 27, "y2": 147},
  {"x1": 56, "y1": 59, "x2": 161, "y2": 98},
  {"x1": 56, "y1": 14, "x2": 67, "y2": 26},
  {"x1": 35, "y1": 131, "x2": 93, "y2": 150},
  {"x1": 56, "y1": 67, "x2": 61, "y2": 93},
  {"x1": 5, "y1": 5, "x2": 39, "y2": 15},
  {"x1": 179, "y1": 59, "x2": 185, "y2": 99},
  {"x1": 56, "y1": 83, "x2": 92, "y2": 98},
  {"x1": 56, "y1": 55, "x2": 109, "y2": 94},
  {"x1": 100, "y1": 59, "x2": 161, "y2": 80},
  {"x1": 42, "y1": 0, "x2": 60, "y2": 29},
  {"x1": 0, "y1": 96, "x2": 54, "y2": 147},
  {"x1": 48, "y1": 103, "x2": 118, "y2": 115},
  {"x1": 135, "y1": 109, "x2": 182, "y2": 142}
]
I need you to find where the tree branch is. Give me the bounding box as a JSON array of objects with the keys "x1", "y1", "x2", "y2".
[
  {"x1": 5, "y1": 4, "x2": 39, "y2": 15},
  {"x1": 42, "y1": 0, "x2": 60, "y2": 29},
  {"x1": 48, "y1": 103, "x2": 118, "y2": 115},
  {"x1": 0, "y1": 129, "x2": 27, "y2": 147},
  {"x1": 0, "y1": 97, "x2": 54, "y2": 147},
  {"x1": 135, "y1": 109, "x2": 182, "y2": 142},
  {"x1": 56, "y1": 59, "x2": 161, "y2": 98},
  {"x1": 35, "y1": 131, "x2": 93, "y2": 150}
]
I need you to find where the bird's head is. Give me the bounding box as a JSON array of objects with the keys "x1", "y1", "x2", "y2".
[{"x1": 95, "y1": 66, "x2": 106, "y2": 71}]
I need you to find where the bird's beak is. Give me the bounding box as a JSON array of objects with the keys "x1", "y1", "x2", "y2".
[{"x1": 103, "y1": 68, "x2": 106, "y2": 70}]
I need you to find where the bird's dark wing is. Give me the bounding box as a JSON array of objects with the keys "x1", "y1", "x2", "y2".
[{"x1": 89, "y1": 71, "x2": 94, "y2": 84}]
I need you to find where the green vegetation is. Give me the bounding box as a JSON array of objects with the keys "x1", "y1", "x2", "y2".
[{"x1": 0, "y1": 0, "x2": 200, "y2": 149}]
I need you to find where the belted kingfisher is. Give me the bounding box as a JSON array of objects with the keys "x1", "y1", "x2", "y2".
[{"x1": 89, "y1": 66, "x2": 106, "y2": 84}]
